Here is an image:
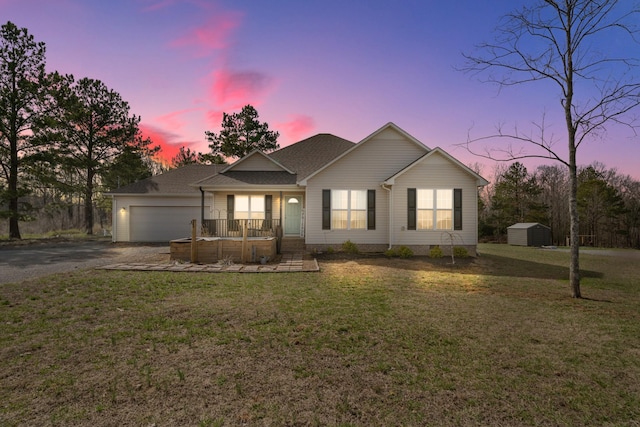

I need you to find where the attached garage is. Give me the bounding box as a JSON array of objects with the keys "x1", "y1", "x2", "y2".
[
  {"x1": 507, "y1": 222, "x2": 552, "y2": 247},
  {"x1": 129, "y1": 206, "x2": 208, "y2": 242},
  {"x1": 107, "y1": 164, "x2": 222, "y2": 242}
]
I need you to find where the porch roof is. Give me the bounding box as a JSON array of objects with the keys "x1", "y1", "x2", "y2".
[{"x1": 194, "y1": 171, "x2": 298, "y2": 187}]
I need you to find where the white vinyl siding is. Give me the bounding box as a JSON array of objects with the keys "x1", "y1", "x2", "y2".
[
  {"x1": 392, "y1": 151, "x2": 479, "y2": 246},
  {"x1": 306, "y1": 128, "x2": 427, "y2": 245}
]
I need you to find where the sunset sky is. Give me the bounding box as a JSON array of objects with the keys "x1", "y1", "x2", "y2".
[{"x1": 3, "y1": 0, "x2": 640, "y2": 178}]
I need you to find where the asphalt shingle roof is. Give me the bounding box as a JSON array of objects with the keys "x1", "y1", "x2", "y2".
[
  {"x1": 195, "y1": 171, "x2": 297, "y2": 186},
  {"x1": 107, "y1": 164, "x2": 221, "y2": 194},
  {"x1": 269, "y1": 133, "x2": 354, "y2": 180},
  {"x1": 109, "y1": 134, "x2": 355, "y2": 194}
]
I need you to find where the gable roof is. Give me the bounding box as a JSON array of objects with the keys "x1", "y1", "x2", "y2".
[
  {"x1": 193, "y1": 133, "x2": 354, "y2": 189},
  {"x1": 360, "y1": 122, "x2": 431, "y2": 151},
  {"x1": 221, "y1": 149, "x2": 294, "y2": 174},
  {"x1": 383, "y1": 147, "x2": 489, "y2": 187},
  {"x1": 299, "y1": 122, "x2": 429, "y2": 185},
  {"x1": 106, "y1": 164, "x2": 221, "y2": 195},
  {"x1": 269, "y1": 133, "x2": 355, "y2": 180},
  {"x1": 507, "y1": 222, "x2": 550, "y2": 230},
  {"x1": 193, "y1": 171, "x2": 297, "y2": 187}
]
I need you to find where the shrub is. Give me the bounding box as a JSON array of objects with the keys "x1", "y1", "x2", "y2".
[
  {"x1": 429, "y1": 245, "x2": 443, "y2": 258},
  {"x1": 341, "y1": 240, "x2": 359, "y2": 254},
  {"x1": 453, "y1": 246, "x2": 469, "y2": 258},
  {"x1": 326, "y1": 246, "x2": 335, "y2": 254},
  {"x1": 398, "y1": 246, "x2": 414, "y2": 258},
  {"x1": 384, "y1": 248, "x2": 398, "y2": 257}
]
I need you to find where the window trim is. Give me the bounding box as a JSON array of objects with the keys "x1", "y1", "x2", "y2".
[
  {"x1": 323, "y1": 189, "x2": 375, "y2": 231},
  {"x1": 234, "y1": 194, "x2": 267, "y2": 220},
  {"x1": 408, "y1": 188, "x2": 461, "y2": 231}
]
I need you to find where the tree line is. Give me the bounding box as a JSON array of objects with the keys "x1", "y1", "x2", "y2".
[
  {"x1": 1, "y1": 21, "x2": 280, "y2": 239},
  {"x1": 0, "y1": 21, "x2": 161, "y2": 239},
  {"x1": 480, "y1": 161, "x2": 640, "y2": 249}
]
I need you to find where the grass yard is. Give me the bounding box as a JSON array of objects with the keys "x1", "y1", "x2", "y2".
[{"x1": 1, "y1": 244, "x2": 639, "y2": 426}]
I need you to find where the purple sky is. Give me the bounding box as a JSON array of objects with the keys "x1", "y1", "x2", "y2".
[{"x1": 4, "y1": 0, "x2": 640, "y2": 179}]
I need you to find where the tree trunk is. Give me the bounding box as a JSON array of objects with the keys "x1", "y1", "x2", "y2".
[
  {"x1": 567, "y1": 121, "x2": 581, "y2": 297},
  {"x1": 8, "y1": 127, "x2": 21, "y2": 239},
  {"x1": 8, "y1": 188, "x2": 21, "y2": 239},
  {"x1": 568, "y1": 159, "x2": 581, "y2": 298},
  {"x1": 84, "y1": 169, "x2": 94, "y2": 235},
  {"x1": 565, "y1": 23, "x2": 581, "y2": 299}
]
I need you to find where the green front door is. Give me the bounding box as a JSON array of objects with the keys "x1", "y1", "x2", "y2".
[{"x1": 284, "y1": 195, "x2": 302, "y2": 235}]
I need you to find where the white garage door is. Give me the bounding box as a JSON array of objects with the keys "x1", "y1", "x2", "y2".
[{"x1": 130, "y1": 206, "x2": 207, "y2": 242}]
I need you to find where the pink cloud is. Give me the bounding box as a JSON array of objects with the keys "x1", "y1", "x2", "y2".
[
  {"x1": 139, "y1": 123, "x2": 198, "y2": 164},
  {"x1": 277, "y1": 115, "x2": 316, "y2": 141},
  {"x1": 155, "y1": 108, "x2": 200, "y2": 131},
  {"x1": 206, "y1": 109, "x2": 225, "y2": 128},
  {"x1": 170, "y1": 11, "x2": 243, "y2": 57},
  {"x1": 209, "y1": 69, "x2": 273, "y2": 106}
]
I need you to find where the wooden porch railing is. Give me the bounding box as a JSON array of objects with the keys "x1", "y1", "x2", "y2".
[{"x1": 202, "y1": 219, "x2": 280, "y2": 238}]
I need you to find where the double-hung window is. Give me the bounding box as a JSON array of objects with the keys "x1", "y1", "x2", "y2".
[
  {"x1": 234, "y1": 195, "x2": 265, "y2": 220},
  {"x1": 409, "y1": 188, "x2": 462, "y2": 231},
  {"x1": 331, "y1": 190, "x2": 366, "y2": 230},
  {"x1": 322, "y1": 189, "x2": 375, "y2": 230}
]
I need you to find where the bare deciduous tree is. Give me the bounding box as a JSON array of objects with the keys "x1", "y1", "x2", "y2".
[{"x1": 461, "y1": 0, "x2": 640, "y2": 298}]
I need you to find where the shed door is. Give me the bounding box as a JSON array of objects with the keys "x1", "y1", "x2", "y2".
[
  {"x1": 531, "y1": 227, "x2": 548, "y2": 246},
  {"x1": 130, "y1": 206, "x2": 206, "y2": 242}
]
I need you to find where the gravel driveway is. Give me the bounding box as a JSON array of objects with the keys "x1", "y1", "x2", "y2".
[{"x1": 0, "y1": 240, "x2": 169, "y2": 285}]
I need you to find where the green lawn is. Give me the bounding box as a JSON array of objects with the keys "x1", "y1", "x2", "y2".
[{"x1": 1, "y1": 244, "x2": 639, "y2": 426}]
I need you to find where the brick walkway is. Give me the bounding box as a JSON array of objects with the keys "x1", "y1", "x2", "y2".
[{"x1": 98, "y1": 253, "x2": 318, "y2": 273}]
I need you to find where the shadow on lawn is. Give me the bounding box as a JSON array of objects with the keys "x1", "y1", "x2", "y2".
[
  {"x1": 316, "y1": 253, "x2": 603, "y2": 281},
  {"x1": 476, "y1": 254, "x2": 603, "y2": 280}
]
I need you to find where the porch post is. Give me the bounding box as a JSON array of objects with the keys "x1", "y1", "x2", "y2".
[
  {"x1": 199, "y1": 187, "x2": 205, "y2": 230},
  {"x1": 190, "y1": 219, "x2": 198, "y2": 263},
  {"x1": 241, "y1": 219, "x2": 248, "y2": 263}
]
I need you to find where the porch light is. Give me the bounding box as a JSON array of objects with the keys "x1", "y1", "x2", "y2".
[{"x1": 288, "y1": 198, "x2": 299, "y2": 204}]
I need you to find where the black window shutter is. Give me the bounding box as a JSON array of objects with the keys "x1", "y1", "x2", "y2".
[
  {"x1": 407, "y1": 188, "x2": 416, "y2": 230},
  {"x1": 227, "y1": 195, "x2": 234, "y2": 220},
  {"x1": 454, "y1": 188, "x2": 462, "y2": 230},
  {"x1": 322, "y1": 190, "x2": 331, "y2": 230},
  {"x1": 227, "y1": 194, "x2": 237, "y2": 231},
  {"x1": 367, "y1": 189, "x2": 376, "y2": 230},
  {"x1": 264, "y1": 195, "x2": 273, "y2": 229},
  {"x1": 265, "y1": 195, "x2": 272, "y2": 220}
]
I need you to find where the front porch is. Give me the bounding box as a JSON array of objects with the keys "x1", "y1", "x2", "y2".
[
  {"x1": 201, "y1": 219, "x2": 280, "y2": 238},
  {"x1": 183, "y1": 218, "x2": 304, "y2": 263}
]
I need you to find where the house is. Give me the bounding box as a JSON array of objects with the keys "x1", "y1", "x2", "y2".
[
  {"x1": 109, "y1": 123, "x2": 489, "y2": 255},
  {"x1": 507, "y1": 223, "x2": 552, "y2": 247}
]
